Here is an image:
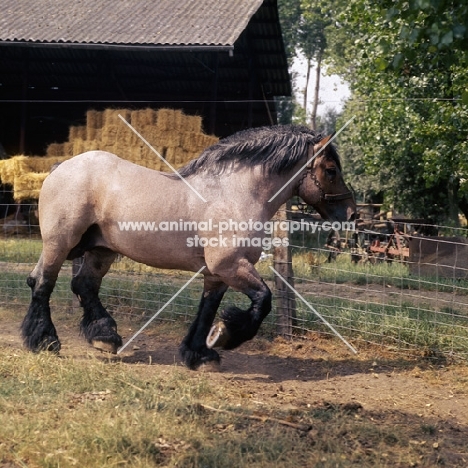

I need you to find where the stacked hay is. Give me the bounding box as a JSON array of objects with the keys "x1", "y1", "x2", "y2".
[
  {"x1": 44, "y1": 108, "x2": 218, "y2": 172},
  {"x1": 0, "y1": 155, "x2": 67, "y2": 201},
  {"x1": 0, "y1": 108, "x2": 218, "y2": 201}
]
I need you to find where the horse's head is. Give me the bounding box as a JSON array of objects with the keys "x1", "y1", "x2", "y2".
[{"x1": 296, "y1": 135, "x2": 356, "y2": 222}]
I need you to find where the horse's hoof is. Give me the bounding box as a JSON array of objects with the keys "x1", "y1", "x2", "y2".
[
  {"x1": 39, "y1": 339, "x2": 61, "y2": 354},
  {"x1": 206, "y1": 322, "x2": 230, "y2": 349},
  {"x1": 92, "y1": 340, "x2": 118, "y2": 354},
  {"x1": 198, "y1": 360, "x2": 222, "y2": 373}
]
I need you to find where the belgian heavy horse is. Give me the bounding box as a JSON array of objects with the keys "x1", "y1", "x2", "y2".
[{"x1": 21, "y1": 125, "x2": 355, "y2": 370}]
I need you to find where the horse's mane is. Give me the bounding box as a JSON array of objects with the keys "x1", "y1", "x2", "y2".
[{"x1": 172, "y1": 125, "x2": 340, "y2": 178}]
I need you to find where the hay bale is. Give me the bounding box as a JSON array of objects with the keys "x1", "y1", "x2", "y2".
[
  {"x1": 183, "y1": 114, "x2": 203, "y2": 133},
  {"x1": 86, "y1": 109, "x2": 103, "y2": 129},
  {"x1": 164, "y1": 147, "x2": 176, "y2": 165},
  {"x1": 86, "y1": 127, "x2": 102, "y2": 141},
  {"x1": 138, "y1": 145, "x2": 155, "y2": 165},
  {"x1": 83, "y1": 140, "x2": 100, "y2": 152},
  {"x1": 181, "y1": 132, "x2": 218, "y2": 152},
  {"x1": 98, "y1": 144, "x2": 116, "y2": 155},
  {"x1": 165, "y1": 147, "x2": 188, "y2": 166},
  {"x1": 26, "y1": 156, "x2": 68, "y2": 173},
  {"x1": 144, "y1": 127, "x2": 181, "y2": 148},
  {"x1": 0, "y1": 156, "x2": 30, "y2": 186},
  {"x1": 102, "y1": 125, "x2": 119, "y2": 146},
  {"x1": 181, "y1": 132, "x2": 195, "y2": 151},
  {"x1": 72, "y1": 138, "x2": 86, "y2": 155},
  {"x1": 117, "y1": 125, "x2": 138, "y2": 147},
  {"x1": 126, "y1": 145, "x2": 143, "y2": 163},
  {"x1": 103, "y1": 108, "x2": 131, "y2": 126},
  {"x1": 156, "y1": 108, "x2": 185, "y2": 132},
  {"x1": 14, "y1": 107, "x2": 218, "y2": 195},
  {"x1": 13, "y1": 172, "x2": 48, "y2": 201},
  {"x1": 174, "y1": 147, "x2": 186, "y2": 166},
  {"x1": 196, "y1": 134, "x2": 219, "y2": 151},
  {"x1": 46, "y1": 142, "x2": 65, "y2": 157},
  {"x1": 130, "y1": 108, "x2": 157, "y2": 128},
  {"x1": 69, "y1": 126, "x2": 87, "y2": 141},
  {"x1": 63, "y1": 142, "x2": 74, "y2": 156}
]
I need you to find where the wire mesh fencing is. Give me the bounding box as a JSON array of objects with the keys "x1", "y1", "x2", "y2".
[
  {"x1": 278, "y1": 204, "x2": 468, "y2": 360},
  {"x1": 1, "y1": 200, "x2": 467, "y2": 360}
]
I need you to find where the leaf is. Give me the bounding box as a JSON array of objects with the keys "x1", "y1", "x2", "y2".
[
  {"x1": 417, "y1": 0, "x2": 432, "y2": 9},
  {"x1": 375, "y1": 57, "x2": 388, "y2": 71},
  {"x1": 440, "y1": 30, "x2": 453, "y2": 45},
  {"x1": 462, "y1": 91, "x2": 468, "y2": 106},
  {"x1": 453, "y1": 24, "x2": 466, "y2": 39},
  {"x1": 392, "y1": 53, "x2": 404, "y2": 70},
  {"x1": 409, "y1": 28, "x2": 421, "y2": 44},
  {"x1": 399, "y1": 25, "x2": 410, "y2": 40},
  {"x1": 385, "y1": 7, "x2": 399, "y2": 20}
]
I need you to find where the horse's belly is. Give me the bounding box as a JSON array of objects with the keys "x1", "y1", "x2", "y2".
[{"x1": 105, "y1": 230, "x2": 204, "y2": 272}]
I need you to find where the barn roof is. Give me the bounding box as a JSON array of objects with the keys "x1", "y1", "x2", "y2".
[{"x1": 0, "y1": 0, "x2": 269, "y2": 48}]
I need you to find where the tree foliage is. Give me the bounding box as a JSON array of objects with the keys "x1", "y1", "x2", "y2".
[
  {"x1": 277, "y1": 0, "x2": 343, "y2": 128},
  {"x1": 277, "y1": 0, "x2": 468, "y2": 223},
  {"x1": 333, "y1": 0, "x2": 468, "y2": 223}
]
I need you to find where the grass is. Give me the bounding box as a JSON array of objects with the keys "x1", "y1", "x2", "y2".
[
  {"x1": 293, "y1": 296, "x2": 468, "y2": 358},
  {"x1": 1, "y1": 340, "x2": 466, "y2": 468},
  {"x1": 1, "y1": 238, "x2": 468, "y2": 466},
  {"x1": 291, "y1": 248, "x2": 468, "y2": 295},
  {"x1": 0, "y1": 236, "x2": 42, "y2": 263}
]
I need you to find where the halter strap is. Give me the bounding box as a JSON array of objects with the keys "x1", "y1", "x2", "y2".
[
  {"x1": 298, "y1": 165, "x2": 354, "y2": 204},
  {"x1": 324, "y1": 191, "x2": 354, "y2": 203}
]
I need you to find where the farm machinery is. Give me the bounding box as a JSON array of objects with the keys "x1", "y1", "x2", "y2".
[{"x1": 325, "y1": 218, "x2": 433, "y2": 264}]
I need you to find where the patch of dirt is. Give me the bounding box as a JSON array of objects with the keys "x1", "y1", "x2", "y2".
[
  {"x1": 295, "y1": 278, "x2": 468, "y2": 313},
  {"x1": 2, "y1": 316, "x2": 468, "y2": 431}
]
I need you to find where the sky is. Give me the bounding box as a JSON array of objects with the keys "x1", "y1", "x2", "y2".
[{"x1": 293, "y1": 54, "x2": 350, "y2": 117}]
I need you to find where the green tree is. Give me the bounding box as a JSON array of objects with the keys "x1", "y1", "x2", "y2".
[
  {"x1": 277, "y1": 0, "x2": 347, "y2": 128},
  {"x1": 334, "y1": 0, "x2": 468, "y2": 224}
]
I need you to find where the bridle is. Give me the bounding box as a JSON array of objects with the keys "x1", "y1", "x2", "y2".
[{"x1": 297, "y1": 162, "x2": 354, "y2": 204}]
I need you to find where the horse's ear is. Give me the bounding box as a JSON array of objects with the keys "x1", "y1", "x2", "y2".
[
  {"x1": 318, "y1": 133, "x2": 335, "y2": 146},
  {"x1": 313, "y1": 133, "x2": 335, "y2": 156}
]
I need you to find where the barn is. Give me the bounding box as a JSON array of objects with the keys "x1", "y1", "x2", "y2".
[{"x1": 0, "y1": 0, "x2": 291, "y2": 156}]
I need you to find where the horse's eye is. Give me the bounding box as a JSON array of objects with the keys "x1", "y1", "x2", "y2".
[{"x1": 325, "y1": 167, "x2": 337, "y2": 178}]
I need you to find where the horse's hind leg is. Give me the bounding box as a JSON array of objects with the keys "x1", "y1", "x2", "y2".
[
  {"x1": 71, "y1": 247, "x2": 122, "y2": 353},
  {"x1": 22, "y1": 253, "x2": 62, "y2": 352},
  {"x1": 206, "y1": 258, "x2": 272, "y2": 351},
  {"x1": 180, "y1": 276, "x2": 228, "y2": 370}
]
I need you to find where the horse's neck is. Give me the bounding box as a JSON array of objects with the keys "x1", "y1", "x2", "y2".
[{"x1": 187, "y1": 169, "x2": 294, "y2": 220}]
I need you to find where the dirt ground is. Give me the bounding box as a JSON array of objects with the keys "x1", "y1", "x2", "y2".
[
  {"x1": 2, "y1": 314, "x2": 468, "y2": 465},
  {"x1": 2, "y1": 315, "x2": 468, "y2": 422}
]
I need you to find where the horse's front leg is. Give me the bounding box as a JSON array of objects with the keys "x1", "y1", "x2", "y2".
[
  {"x1": 180, "y1": 276, "x2": 228, "y2": 370},
  {"x1": 206, "y1": 258, "x2": 272, "y2": 351}
]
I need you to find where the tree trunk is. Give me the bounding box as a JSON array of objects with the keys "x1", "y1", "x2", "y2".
[
  {"x1": 458, "y1": 194, "x2": 468, "y2": 222},
  {"x1": 303, "y1": 57, "x2": 312, "y2": 112},
  {"x1": 448, "y1": 177, "x2": 460, "y2": 227},
  {"x1": 311, "y1": 51, "x2": 322, "y2": 131}
]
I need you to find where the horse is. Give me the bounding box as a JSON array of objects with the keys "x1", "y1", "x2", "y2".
[{"x1": 21, "y1": 124, "x2": 355, "y2": 370}]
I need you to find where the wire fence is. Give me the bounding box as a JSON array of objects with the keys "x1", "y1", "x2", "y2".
[
  {"x1": 283, "y1": 204, "x2": 468, "y2": 360},
  {"x1": 0, "y1": 201, "x2": 467, "y2": 360}
]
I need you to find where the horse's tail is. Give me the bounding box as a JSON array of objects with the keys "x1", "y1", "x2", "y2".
[{"x1": 49, "y1": 162, "x2": 62, "y2": 173}]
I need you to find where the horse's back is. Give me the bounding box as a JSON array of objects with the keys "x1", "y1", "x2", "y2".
[
  {"x1": 43, "y1": 151, "x2": 129, "y2": 183},
  {"x1": 41, "y1": 151, "x2": 152, "y2": 200}
]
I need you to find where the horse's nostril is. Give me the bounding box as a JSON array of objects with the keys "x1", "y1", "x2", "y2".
[{"x1": 348, "y1": 211, "x2": 356, "y2": 222}]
